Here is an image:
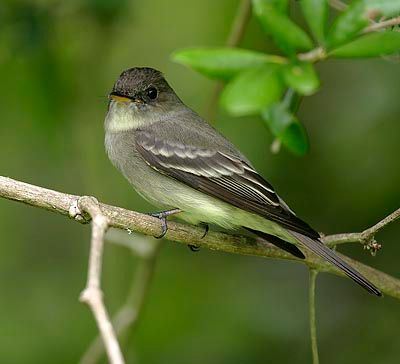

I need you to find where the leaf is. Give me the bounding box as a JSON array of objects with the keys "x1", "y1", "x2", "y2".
[
  {"x1": 262, "y1": 103, "x2": 309, "y2": 155},
  {"x1": 259, "y1": 0, "x2": 289, "y2": 13},
  {"x1": 282, "y1": 62, "x2": 320, "y2": 95},
  {"x1": 301, "y1": 0, "x2": 328, "y2": 44},
  {"x1": 172, "y1": 48, "x2": 286, "y2": 81},
  {"x1": 364, "y1": 0, "x2": 400, "y2": 17},
  {"x1": 330, "y1": 31, "x2": 400, "y2": 57},
  {"x1": 220, "y1": 64, "x2": 284, "y2": 116},
  {"x1": 327, "y1": 0, "x2": 370, "y2": 48},
  {"x1": 252, "y1": 0, "x2": 314, "y2": 53}
]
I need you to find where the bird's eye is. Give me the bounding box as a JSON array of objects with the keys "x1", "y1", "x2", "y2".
[{"x1": 146, "y1": 87, "x2": 158, "y2": 100}]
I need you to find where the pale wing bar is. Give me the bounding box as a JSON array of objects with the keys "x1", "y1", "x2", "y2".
[{"x1": 136, "y1": 131, "x2": 319, "y2": 239}]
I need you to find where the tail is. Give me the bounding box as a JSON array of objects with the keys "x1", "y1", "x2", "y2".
[{"x1": 288, "y1": 230, "x2": 382, "y2": 296}]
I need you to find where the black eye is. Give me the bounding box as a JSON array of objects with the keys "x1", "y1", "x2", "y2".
[{"x1": 146, "y1": 87, "x2": 158, "y2": 100}]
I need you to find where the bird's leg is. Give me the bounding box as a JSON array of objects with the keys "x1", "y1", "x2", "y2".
[
  {"x1": 187, "y1": 223, "x2": 209, "y2": 252},
  {"x1": 148, "y1": 208, "x2": 181, "y2": 239}
]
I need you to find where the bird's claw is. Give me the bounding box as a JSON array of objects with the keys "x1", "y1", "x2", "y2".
[
  {"x1": 154, "y1": 216, "x2": 168, "y2": 239},
  {"x1": 147, "y1": 208, "x2": 181, "y2": 239},
  {"x1": 188, "y1": 244, "x2": 200, "y2": 252},
  {"x1": 187, "y1": 223, "x2": 209, "y2": 252},
  {"x1": 200, "y1": 223, "x2": 209, "y2": 239}
]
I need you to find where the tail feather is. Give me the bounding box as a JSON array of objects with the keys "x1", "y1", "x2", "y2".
[{"x1": 289, "y1": 230, "x2": 382, "y2": 296}]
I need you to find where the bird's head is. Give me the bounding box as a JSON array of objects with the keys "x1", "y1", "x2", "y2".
[{"x1": 106, "y1": 67, "x2": 182, "y2": 132}]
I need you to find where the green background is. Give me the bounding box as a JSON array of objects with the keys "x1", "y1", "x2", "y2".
[{"x1": 0, "y1": 0, "x2": 399, "y2": 363}]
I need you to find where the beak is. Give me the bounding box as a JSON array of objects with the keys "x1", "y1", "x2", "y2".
[
  {"x1": 109, "y1": 94, "x2": 131, "y2": 103},
  {"x1": 109, "y1": 93, "x2": 144, "y2": 104}
]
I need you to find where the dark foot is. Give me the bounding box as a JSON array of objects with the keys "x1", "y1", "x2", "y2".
[
  {"x1": 188, "y1": 244, "x2": 200, "y2": 252},
  {"x1": 188, "y1": 223, "x2": 209, "y2": 251},
  {"x1": 148, "y1": 208, "x2": 181, "y2": 239}
]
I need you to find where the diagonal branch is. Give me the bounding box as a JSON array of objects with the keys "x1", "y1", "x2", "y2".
[
  {"x1": 364, "y1": 16, "x2": 400, "y2": 33},
  {"x1": 1, "y1": 175, "x2": 400, "y2": 299},
  {"x1": 74, "y1": 196, "x2": 125, "y2": 364},
  {"x1": 80, "y1": 232, "x2": 161, "y2": 364},
  {"x1": 328, "y1": 0, "x2": 348, "y2": 12},
  {"x1": 324, "y1": 208, "x2": 400, "y2": 255}
]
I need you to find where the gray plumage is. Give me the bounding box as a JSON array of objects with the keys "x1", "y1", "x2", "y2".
[{"x1": 104, "y1": 67, "x2": 381, "y2": 296}]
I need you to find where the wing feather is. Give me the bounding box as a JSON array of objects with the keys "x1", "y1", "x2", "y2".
[{"x1": 136, "y1": 130, "x2": 319, "y2": 238}]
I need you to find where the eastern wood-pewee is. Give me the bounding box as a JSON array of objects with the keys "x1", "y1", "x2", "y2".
[{"x1": 104, "y1": 67, "x2": 381, "y2": 296}]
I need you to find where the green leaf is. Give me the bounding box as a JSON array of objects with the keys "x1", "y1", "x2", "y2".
[
  {"x1": 327, "y1": 0, "x2": 369, "y2": 48},
  {"x1": 258, "y1": 0, "x2": 289, "y2": 13},
  {"x1": 301, "y1": 0, "x2": 328, "y2": 44},
  {"x1": 330, "y1": 31, "x2": 400, "y2": 57},
  {"x1": 282, "y1": 62, "x2": 320, "y2": 95},
  {"x1": 252, "y1": 0, "x2": 314, "y2": 53},
  {"x1": 364, "y1": 0, "x2": 400, "y2": 17},
  {"x1": 172, "y1": 47, "x2": 286, "y2": 81},
  {"x1": 220, "y1": 64, "x2": 284, "y2": 116},
  {"x1": 262, "y1": 103, "x2": 309, "y2": 155}
]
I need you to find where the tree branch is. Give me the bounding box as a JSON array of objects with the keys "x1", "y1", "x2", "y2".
[
  {"x1": 80, "y1": 232, "x2": 161, "y2": 364},
  {"x1": 329, "y1": 0, "x2": 348, "y2": 12},
  {"x1": 1, "y1": 176, "x2": 400, "y2": 299},
  {"x1": 364, "y1": 16, "x2": 400, "y2": 33},
  {"x1": 225, "y1": 0, "x2": 252, "y2": 47},
  {"x1": 324, "y1": 208, "x2": 400, "y2": 255},
  {"x1": 74, "y1": 196, "x2": 125, "y2": 364}
]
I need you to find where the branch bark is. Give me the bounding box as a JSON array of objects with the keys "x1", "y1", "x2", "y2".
[
  {"x1": 1, "y1": 175, "x2": 400, "y2": 299},
  {"x1": 324, "y1": 208, "x2": 400, "y2": 255},
  {"x1": 364, "y1": 16, "x2": 400, "y2": 33},
  {"x1": 80, "y1": 232, "x2": 161, "y2": 364},
  {"x1": 75, "y1": 196, "x2": 125, "y2": 364}
]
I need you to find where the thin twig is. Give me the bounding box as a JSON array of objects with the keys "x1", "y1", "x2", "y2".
[
  {"x1": 324, "y1": 208, "x2": 400, "y2": 255},
  {"x1": 299, "y1": 4, "x2": 399, "y2": 63},
  {"x1": 329, "y1": 0, "x2": 400, "y2": 31},
  {"x1": 363, "y1": 208, "x2": 400, "y2": 235},
  {"x1": 76, "y1": 197, "x2": 124, "y2": 364},
  {"x1": 309, "y1": 269, "x2": 319, "y2": 364},
  {"x1": 80, "y1": 232, "x2": 161, "y2": 364},
  {"x1": 364, "y1": 16, "x2": 400, "y2": 33},
  {"x1": 329, "y1": 0, "x2": 348, "y2": 12},
  {"x1": 1, "y1": 176, "x2": 400, "y2": 298},
  {"x1": 207, "y1": 0, "x2": 252, "y2": 121},
  {"x1": 226, "y1": 0, "x2": 253, "y2": 47}
]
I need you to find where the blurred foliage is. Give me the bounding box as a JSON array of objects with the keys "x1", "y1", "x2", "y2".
[
  {"x1": 0, "y1": 0, "x2": 400, "y2": 364},
  {"x1": 173, "y1": 0, "x2": 400, "y2": 155}
]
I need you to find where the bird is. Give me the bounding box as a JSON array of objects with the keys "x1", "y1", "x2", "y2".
[{"x1": 104, "y1": 67, "x2": 381, "y2": 296}]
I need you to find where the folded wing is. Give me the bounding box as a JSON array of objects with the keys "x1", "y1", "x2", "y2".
[{"x1": 136, "y1": 130, "x2": 319, "y2": 239}]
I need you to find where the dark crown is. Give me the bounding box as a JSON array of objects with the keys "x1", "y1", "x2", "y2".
[{"x1": 112, "y1": 67, "x2": 168, "y2": 98}]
